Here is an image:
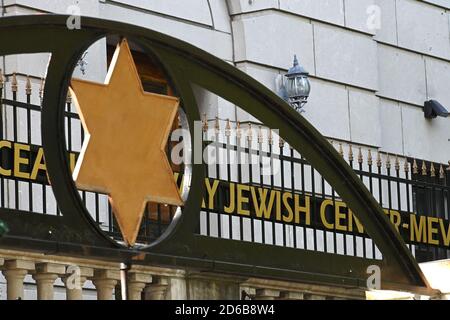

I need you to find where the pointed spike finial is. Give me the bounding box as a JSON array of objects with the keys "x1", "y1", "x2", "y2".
[
  {"x1": 268, "y1": 130, "x2": 273, "y2": 145},
  {"x1": 386, "y1": 154, "x2": 391, "y2": 169},
  {"x1": 394, "y1": 155, "x2": 400, "y2": 171},
  {"x1": 430, "y1": 163, "x2": 436, "y2": 177},
  {"x1": 376, "y1": 152, "x2": 382, "y2": 168},
  {"x1": 404, "y1": 161, "x2": 409, "y2": 173},
  {"x1": 247, "y1": 123, "x2": 253, "y2": 141},
  {"x1": 279, "y1": 136, "x2": 285, "y2": 148},
  {"x1": 39, "y1": 78, "x2": 45, "y2": 100},
  {"x1": 236, "y1": 121, "x2": 241, "y2": 139},
  {"x1": 338, "y1": 143, "x2": 344, "y2": 157},
  {"x1": 214, "y1": 116, "x2": 220, "y2": 135},
  {"x1": 202, "y1": 113, "x2": 208, "y2": 132},
  {"x1": 11, "y1": 72, "x2": 17, "y2": 93},
  {"x1": 439, "y1": 164, "x2": 445, "y2": 179},
  {"x1": 348, "y1": 145, "x2": 354, "y2": 162},
  {"x1": 367, "y1": 149, "x2": 373, "y2": 166},
  {"x1": 66, "y1": 89, "x2": 72, "y2": 104},
  {"x1": 293, "y1": 54, "x2": 298, "y2": 67},
  {"x1": 357, "y1": 147, "x2": 363, "y2": 164},
  {"x1": 421, "y1": 161, "x2": 427, "y2": 176},
  {"x1": 257, "y1": 126, "x2": 263, "y2": 143},
  {"x1": 0, "y1": 69, "x2": 4, "y2": 90},
  {"x1": 225, "y1": 119, "x2": 231, "y2": 137},
  {"x1": 413, "y1": 159, "x2": 418, "y2": 174},
  {"x1": 25, "y1": 76, "x2": 32, "y2": 95}
]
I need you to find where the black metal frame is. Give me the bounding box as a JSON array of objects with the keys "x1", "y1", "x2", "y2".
[{"x1": 0, "y1": 15, "x2": 434, "y2": 294}]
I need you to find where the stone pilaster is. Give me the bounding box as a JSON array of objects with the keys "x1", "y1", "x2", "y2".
[
  {"x1": 3, "y1": 259, "x2": 35, "y2": 300},
  {"x1": 92, "y1": 269, "x2": 120, "y2": 300},
  {"x1": 32, "y1": 263, "x2": 65, "y2": 300}
]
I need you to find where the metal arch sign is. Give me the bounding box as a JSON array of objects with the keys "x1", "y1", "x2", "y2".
[{"x1": 0, "y1": 15, "x2": 434, "y2": 294}]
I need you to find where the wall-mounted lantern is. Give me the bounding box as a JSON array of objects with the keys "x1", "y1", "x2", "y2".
[{"x1": 283, "y1": 55, "x2": 311, "y2": 113}]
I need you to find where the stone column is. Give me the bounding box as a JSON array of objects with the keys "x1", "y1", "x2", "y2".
[
  {"x1": 32, "y1": 263, "x2": 65, "y2": 300},
  {"x1": 62, "y1": 266, "x2": 94, "y2": 300},
  {"x1": 254, "y1": 289, "x2": 280, "y2": 300},
  {"x1": 92, "y1": 269, "x2": 120, "y2": 300},
  {"x1": 144, "y1": 277, "x2": 169, "y2": 300},
  {"x1": 127, "y1": 272, "x2": 152, "y2": 300},
  {"x1": 3, "y1": 260, "x2": 35, "y2": 300}
]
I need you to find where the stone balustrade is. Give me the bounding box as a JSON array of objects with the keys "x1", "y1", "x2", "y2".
[{"x1": 0, "y1": 249, "x2": 447, "y2": 300}]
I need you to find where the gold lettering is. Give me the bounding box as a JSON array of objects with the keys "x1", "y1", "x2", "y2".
[
  {"x1": 237, "y1": 184, "x2": 250, "y2": 216},
  {"x1": 224, "y1": 183, "x2": 235, "y2": 214},
  {"x1": 320, "y1": 199, "x2": 334, "y2": 229},
  {"x1": 0, "y1": 140, "x2": 12, "y2": 176},
  {"x1": 30, "y1": 148, "x2": 46, "y2": 180},
  {"x1": 388, "y1": 210, "x2": 401, "y2": 233},
  {"x1": 282, "y1": 192, "x2": 294, "y2": 223},
  {"x1": 427, "y1": 216, "x2": 439, "y2": 246},
  {"x1": 204, "y1": 178, "x2": 219, "y2": 210},
  {"x1": 410, "y1": 215, "x2": 427, "y2": 243},
  {"x1": 348, "y1": 209, "x2": 364, "y2": 234},
  {"x1": 294, "y1": 195, "x2": 310, "y2": 225},
  {"x1": 335, "y1": 201, "x2": 347, "y2": 231},
  {"x1": 439, "y1": 218, "x2": 450, "y2": 247},
  {"x1": 14, "y1": 143, "x2": 30, "y2": 179},
  {"x1": 250, "y1": 187, "x2": 275, "y2": 219}
]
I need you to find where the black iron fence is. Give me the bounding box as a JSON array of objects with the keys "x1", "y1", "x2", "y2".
[{"x1": 0, "y1": 73, "x2": 449, "y2": 262}]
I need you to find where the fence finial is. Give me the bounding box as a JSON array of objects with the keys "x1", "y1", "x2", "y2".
[
  {"x1": 367, "y1": 149, "x2": 373, "y2": 166},
  {"x1": 338, "y1": 143, "x2": 344, "y2": 157},
  {"x1": 394, "y1": 155, "x2": 400, "y2": 171},
  {"x1": 447, "y1": 161, "x2": 450, "y2": 172},
  {"x1": 413, "y1": 159, "x2": 418, "y2": 174},
  {"x1": 247, "y1": 123, "x2": 253, "y2": 141},
  {"x1": 11, "y1": 72, "x2": 17, "y2": 93},
  {"x1": 214, "y1": 116, "x2": 220, "y2": 135},
  {"x1": 279, "y1": 136, "x2": 285, "y2": 148},
  {"x1": 386, "y1": 154, "x2": 391, "y2": 169},
  {"x1": 430, "y1": 163, "x2": 436, "y2": 177},
  {"x1": 202, "y1": 113, "x2": 208, "y2": 132},
  {"x1": 236, "y1": 121, "x2": 241, "y2": 139},
  {"x1": 439, "y1": 164, "x2": 445, "y2": 179},
  {"x1": 268, "y1": 129, "x2": 273, "y2": 145},
  {"x1": 66, "y1": 89, "x2": 72, "y2": 104},
  {"x1": 357, "y1": 147, "x2": 363, "y2": 164},
  {"x1": 348, "y1": 144, "x2": 354, "y2": 162},
  {"x1": 39, "y1": 78, "x2": 45, "y2": 101},
  {"x1": 225, "y1": 119, "x2": 231, "y2": 137},
  {"x1": 376, "y1": 151, "x2": 382, "y2": 168},
  {"x1": 25, "y1": 75, "x2": 32, "y2": 95},
  {"x1": 421, "y1": 161, "x2": 427, "y2": 176},
  {"x1": 258, "y1": 125, "x2": 263, "y2": 143},
  {"x1": 0, "y1": 69, "x2": 4, "y2": 90},
  {"x1": 404, "y1": 161, "x2": 409, "y2": 173}
]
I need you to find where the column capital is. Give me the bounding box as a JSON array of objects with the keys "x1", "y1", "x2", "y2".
[
  {"x1": 92, "y1": 269, "x2": 120, "y2": 300},
  {"x1": 4, "y1": 259, "x2": 35, "y2": 271},
  {"x1": 144, "y1": 277, "x2": 169, "y2": 300},
  {"x1": 127, "y1": 272, "x2": 152, "y2": 300}
]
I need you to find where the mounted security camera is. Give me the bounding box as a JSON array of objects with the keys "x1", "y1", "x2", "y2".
[{"x1": 424, "y1": 100, "x2": 449, "y2": 119}]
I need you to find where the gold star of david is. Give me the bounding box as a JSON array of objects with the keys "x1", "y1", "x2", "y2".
[{"x1": 70, "y1": 39, "x2": 183, "y2": 247}]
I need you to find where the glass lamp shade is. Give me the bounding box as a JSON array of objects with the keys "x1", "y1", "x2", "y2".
[{"x1": 286, "y1": 74, "x2": 311, "y2": 101}]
